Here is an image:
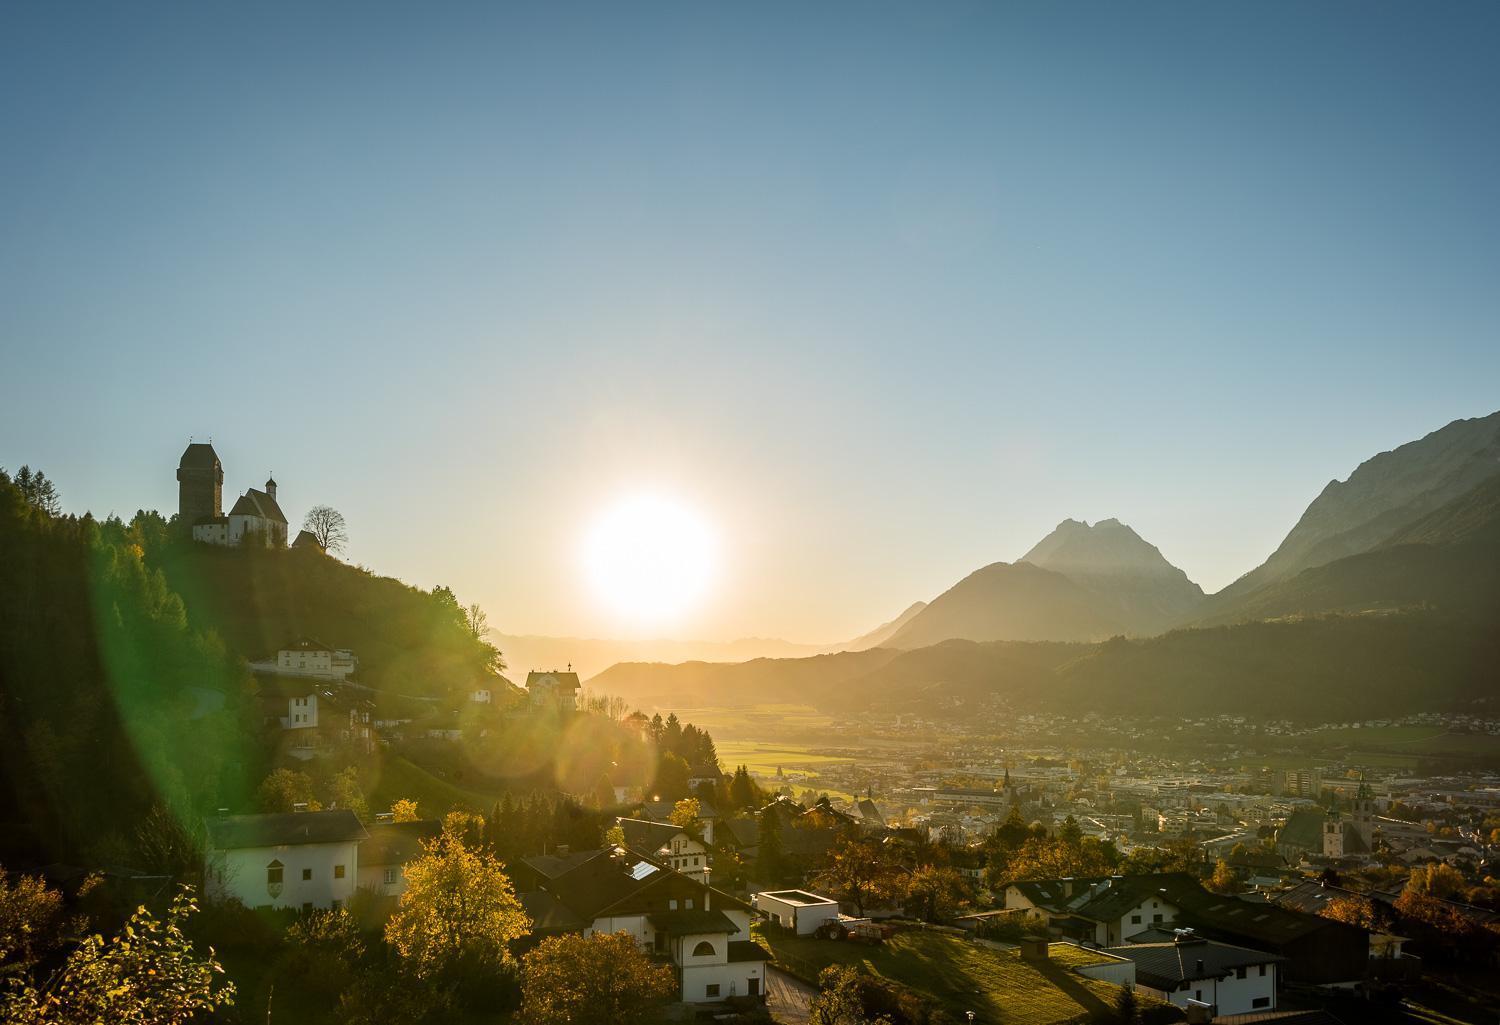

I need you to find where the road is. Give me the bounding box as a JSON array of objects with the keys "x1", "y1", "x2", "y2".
[{"x1": 766, "y1": 966, "x2": 816, "y2": 1024}]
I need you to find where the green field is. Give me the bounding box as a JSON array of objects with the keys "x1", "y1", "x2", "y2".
[
  {"x1": 754, "y1": 925, "x2": 1139, "y2": 1025},
  {"x1": 367, "y1": 754, "x2": 506, "y2": 816}
]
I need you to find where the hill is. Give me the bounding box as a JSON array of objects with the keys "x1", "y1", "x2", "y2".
[
  {"x1": 1190, "y1": 472, "x2": 1500, "y2": 627},
  {"x1": 587, "y1": 647, "x2": 901, "y2": 708},
  {"x1": 1214, "y1": 409, "x2": 1500, "y2": 603},
  {"x1": 884, "y1": 519, "x2": 1201, "y2": 648},
  {"x1": 149, "y1": 540, "x2": 510, "y2": 703},
  {"x1": 839, "y1": 600, "x2": 928, "y2": 651}
]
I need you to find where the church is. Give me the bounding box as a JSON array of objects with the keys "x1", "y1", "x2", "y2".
[{"x1": 178, "y1": 442, "x2": 291, "y2": 547}]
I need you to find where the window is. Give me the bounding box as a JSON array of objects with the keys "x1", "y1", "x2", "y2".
[
  {"x1": 685, "y1": 898, "x2": 694, "y2": 910},
  {"x1": 335, "y1": 864, "x2": 345, "y2": 879},
  {"x1": 1152, "y1": 914, "x2": 1163, "y2": 923},
  {"x1": 1252, "y1": 997, "x2": 1270, "y2": 1009},
  {"x1": 1130, "y1": 915, "x2": 1142, "y2": 925},
  {"x1": 669, "y1": 899, "x2": 679, "y2": 911},
  {"x1": 1258, "y1": 965, "x2": 1266, "y2": 977},
  {"x1": 302, "y1": 868, "x2": 312, "y2": 881},
  {"x1": 267, "y1": 860, "x2": 284, "y2": 888},
  {"x1": 706, "y1": 984, "x2": 720, "y2": 997},
  {"x1": 384, "y1": 868, "x2": 398, "y2": 885},
  {"x1": 1194, "y1": 991, "x2": 1202, "y2": 1001},
  {"x1": 1236, "y1": 967, "x2": 1246, "y2": 980},
  {"x1": 693, "y1": 941, "x2": 716, "y2": 957}
]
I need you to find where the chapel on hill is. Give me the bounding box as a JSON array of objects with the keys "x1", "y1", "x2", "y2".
[{"x1": 178, "y1": 441, "x2": 313, "y2": 548}]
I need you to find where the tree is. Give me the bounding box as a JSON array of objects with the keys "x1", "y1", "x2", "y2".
[
  {"x1": 903, "y1": 864, "x2": 969, "y2": 923},
  {"x1": 1208, "y1": 858, "x2": 1239, "y2": 894},
  {"x1": 519, "y1": 931, "x2": 676, "y2": 1025},
  {"x1": 0, "y1": 866, "x2": 71, "y2": 972},
  {"x1": 1, "y1": 887, "x2": 233, "y2": 1025},
  {"x1": 809, "y1": 965, "x2": 893, "y2": 1025},
  {"x1": 391, "y1": 797, "x2": 420, "y2": 822},
  {"x1": 813, "y1": 837, "x2": 900, "y2": 917},
  {"x1": 384, "y1": 832, "x2": 531, "y2": 981},
  {"x1": 325, "y1": 766, "x2": 368, "y2": 818},
  {"x1": 257, "y1": 768, "x2": 320, "y2": 812},
  {"x1": 12, "y1": 466, "x2": 60, "y2": 516},
  {"x1": 302, "y1": 505, "x2": 349, "y2": 553},
  {"x1": 465, "y1": 603, "x2": 488, "y2": 639},
  {"x1": 1406, "y1": 862, "x2": 1467, "y2": 901},
  {"x1": 669, "y1": 797, "x2": 701, "y2": 836}
]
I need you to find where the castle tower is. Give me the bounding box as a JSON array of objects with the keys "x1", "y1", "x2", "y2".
[{"x1": 177, "y1": 442, "x2": 223, "y2": 525}]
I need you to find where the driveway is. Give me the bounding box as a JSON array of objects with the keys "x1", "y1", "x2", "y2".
[{"x1": 766, "y1": 965, "x2": 817, "y2": 1024}]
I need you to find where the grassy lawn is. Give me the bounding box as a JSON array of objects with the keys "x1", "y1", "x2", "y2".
[
  {"x1": 754, "y1": 925, "x2": 1132, "y2": 1025},
  {"x1": 368, "y1": 754, "x2": 506, "y2": 816}
]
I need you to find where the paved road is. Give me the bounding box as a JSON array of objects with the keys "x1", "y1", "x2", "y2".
[{"x1": 766, "y1": 966, "x2": 816, "y2": 1024}]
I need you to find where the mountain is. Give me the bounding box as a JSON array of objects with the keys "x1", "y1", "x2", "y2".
[
  {"x1": 587, "y1": 611, "x2": 1498, "y2": 721},
  {"x1": 1021, "y1": 518, "x2": 1204, "y2": 629},
  {"x1": 1215, "y1": 410, "x2": 1500, "y2": 602},
  {"x1": 1191, "y1": 471, "x2": 1500, "y2": 627},
  {"x1": 492, "y1": 633, "x2": 828, "y2": 683},
  {"x1": 884, "y1": 519, "x2": 1202, "y2": 648},
  {"x1": 839, "y1": 601, "x2": 928, "y2": 651}
]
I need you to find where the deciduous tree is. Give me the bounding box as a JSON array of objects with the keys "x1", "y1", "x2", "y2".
[
  {"x1": 384, "y1": 832, "x2": 530, "y2": 981},
  {"x1": 302, "y1": 505, "x2": 349, "y2": 553},
  {"x1": 519, "y1": 931, "x2": 676, "y2": 1025}
]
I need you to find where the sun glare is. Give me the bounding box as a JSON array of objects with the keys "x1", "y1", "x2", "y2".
[{"x1": 582, "y1": 494, "x2": 718, "y2": 626}]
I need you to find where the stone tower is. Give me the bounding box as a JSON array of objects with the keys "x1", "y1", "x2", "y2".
[
  {"x1": 1321, "y1": 807, "x2": 1345, "y2": 859},
  {"x1": 177, "y1": 442, "x2": 223, "y2": 525},
  {"x1": 1350, "y1": 779, "x2": 1375, "y2": 850}
]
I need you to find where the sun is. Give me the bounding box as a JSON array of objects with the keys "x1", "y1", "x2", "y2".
[{"x1": 581, "y1": 494, "x2": 718, "y2": 626}]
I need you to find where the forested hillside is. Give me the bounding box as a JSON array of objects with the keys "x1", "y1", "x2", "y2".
[
  {"x1": 147, "y1": 536, "x2": 509, "y2": 703},
  {"x1": 0, "y1": 470, "x2": 263, "y2": 866}
]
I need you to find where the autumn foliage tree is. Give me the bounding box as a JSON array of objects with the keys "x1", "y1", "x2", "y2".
[
  {"x1": 1, "y1": 888, "x2": 233, "y2": 1025},
  {"x1": 813, "y1": 836, "x2": 900, "y2": 917},
  {"x1": 384, "y1": 831, "x2": 530, "y2": 982},
  {"x1": 520, "y1": 931, "x2": 676, "y2": 1025}
]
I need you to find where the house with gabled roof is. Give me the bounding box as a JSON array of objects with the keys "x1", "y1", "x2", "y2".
[
  {"x1": 617, "y1": 818, "x2": 710, "y2": 880},
  {"x1": 205, "y1": 809, "x2": 367, "y2": 911},
  {"x1": 1098, "y1": 930, "x2": 1282, "y2": 1015},
  {"x1": 518, "y1": 846, "x2": 768, "y2": 1004}
]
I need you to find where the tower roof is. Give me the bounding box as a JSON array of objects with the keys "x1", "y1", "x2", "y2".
[{"x1": 179, "y1": 442, "x2": 221, "y2": 469}]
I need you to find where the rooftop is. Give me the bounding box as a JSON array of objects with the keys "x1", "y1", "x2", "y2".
[{"x1": 205, "y1": 809, "x2": 367, "y2": 850}]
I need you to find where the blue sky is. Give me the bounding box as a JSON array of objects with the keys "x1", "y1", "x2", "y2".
[{"x1": 3, "y1": 2, "x2": 1498, "y2": 642}]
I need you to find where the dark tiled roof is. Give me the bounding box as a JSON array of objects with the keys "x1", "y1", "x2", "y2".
[
  {"x1": 520, "y1": 889, "x2": 588, "y2": 932},
  {"x1": 229, "y1": 487, "x2": 289, "y2": 524},
  {"x1": 285, "y1": 637, "x2": 333, "y2": 652},
  {"x1": 647, "y1": 909, "x2": 739, "y2": 937},
  {"x1": 1101, "y1": 938, "x2": 1282, "y2": 989},
  {"x1": 618, "y1": 818, "x2": 689, "y2": 856},
  {"x1": 640, "y1": 798, "x2": 719, "y2": 823},
  {"x1": 525, "y1": 671, "x2": 580, "y2": 691},
  {"x1": 728, "y1": 940, "x2": 771, "y2": 963},
  {"x1": 524, "y1": 848, "x2": 612, "y2": 881},
  {"x1": 179, "y1": 442, "x2": 221, "y2": 468},
  {"x1": 361, "y1": 820, "x2": 440, "y2": 867},
  {"x1": 723, "y1": 817, "x2": 759, "y2": 848},
  {"x1": 857, "y1": 799, "x2": 885, "y2": 826},
  {"x1": 206, "y1": 810, "x2": 367, "y2": 850},
  {"x1": 292, "y1": 530, "x2": 321, "y2": 548},
  {"x1": 1277, "y1": 809, "x2": 1326, "y2": 851}
]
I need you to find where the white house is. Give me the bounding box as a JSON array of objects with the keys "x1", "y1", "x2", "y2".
[
  {"x1": 1004, "y1": 876, "x2": 1183, "y2": 946},
  {"x1": 274, "y1": 639, "x2": 354, "y2": 681},
  {"x1": 617, "y1": 818, "x2": 710, "y2": 881},
  {"x1": 520, "y1": 847, "x2": 769, "y2": 1003},
  {"x1": 282, "y1": 693, "x2": 319, "y2": 730},
  {"x1": 525, "y1": 670, "x2": 580, "y2": 712},
  {"x1": 753, "y1": 889, "x2": 841, "y2": 935},
  {"x1": 1100, "y1": 934, "x2": 1282, "y2": 1016},
  {"x1": 204, "y1": 810, "x2": 367, "y2": 911},
  {"x1": 356, "y1": 820, "x2": 441, "y2": 897}
]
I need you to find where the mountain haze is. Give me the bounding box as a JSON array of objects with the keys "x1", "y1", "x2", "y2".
[{"x1": 885, "y1": 518, "x2": 1202, "y2": 648}]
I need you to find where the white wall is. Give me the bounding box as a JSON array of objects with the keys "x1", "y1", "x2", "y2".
[
  {"x1": 1139, "y1": 963, "x2": 1276, "y2": 1016},
  {"x1": 357, "y1": 863, "x2": 408, "y2": 897},
  {"x1": 207, "y1": 840, "x2": 360, "y2": 910},
  {"x1": 681, "y1": 959, "x2": 765, "y2": 1002},
  {"x1": 753, "y1": 893, "x2": 838, "y2": 934}
]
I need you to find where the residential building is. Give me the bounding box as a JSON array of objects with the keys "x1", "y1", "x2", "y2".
[
  {"x1": 1102, "y1": 932, "x2": 1281, "y2": 1015},
  {"x1": 618, "y1": 818, "x2": 710, "y2": 880},
  {"x1": 753, "y1": 890, "x2": 841, "y2": 935},
  {"x1": 519, "y1": 847, "x2": 768, "y2": 1003},
  {"x1": 357, "y1": 820, "x2": 441, "y2": 897},
  {"x1": 204, "y1": 810, "x2": 367, "y2": 911},
  {"x1": 526, "y1": 670, "x2": 580, "y2": 712}
]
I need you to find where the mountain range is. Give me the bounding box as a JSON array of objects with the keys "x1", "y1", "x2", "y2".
[{"x1": 587, "y1": 409, "x2": 1500, "y2": 718}]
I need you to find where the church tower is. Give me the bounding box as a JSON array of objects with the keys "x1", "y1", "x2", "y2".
[
  {"x1": 1350, "y1": 778, "x2": 1375, "y2": 849},
  {"x1": 1321, "y1": 806, "x2": 1345, "y2": 859},
  {"x1": 177, "y1": 442, "x2": 223, "y2": 525}
]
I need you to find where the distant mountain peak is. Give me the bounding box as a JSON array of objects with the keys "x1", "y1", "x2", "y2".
[{"x1": 1021, "y1": 517, "x2": 1195, "y2": 587}]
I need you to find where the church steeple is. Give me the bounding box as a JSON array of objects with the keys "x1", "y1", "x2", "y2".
[{"x1": 265, "y1": 474, "x2": 277, "y2": 500}]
